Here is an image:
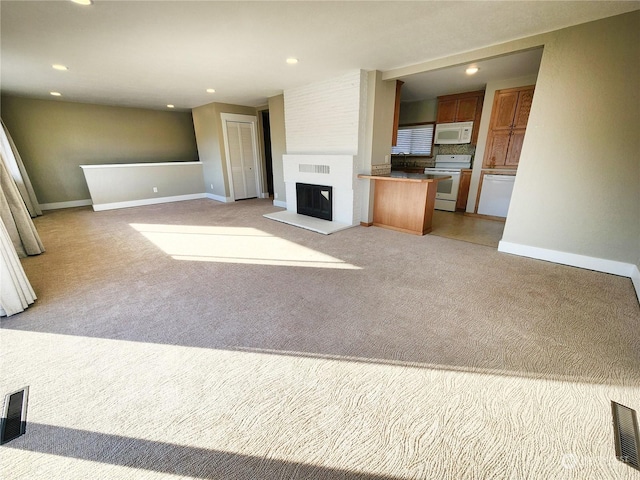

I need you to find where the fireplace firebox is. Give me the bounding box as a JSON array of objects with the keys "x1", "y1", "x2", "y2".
[{"x1": 296, "y1": 183, "x2": 332, "y2": 221}]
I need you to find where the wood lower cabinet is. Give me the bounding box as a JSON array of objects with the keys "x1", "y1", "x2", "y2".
[
  {"x1": 483, "y1": 85, "x2": 535, "y2": 169},
  {"x1": 358, "y1": 174, "x2": 446, "y2": 235},
  {"x1": 436, "y1": 90, "x2": 485, "y2": 145},
  {"x1": 456, "y1": 169, "x2": 473, "y2": 211}
]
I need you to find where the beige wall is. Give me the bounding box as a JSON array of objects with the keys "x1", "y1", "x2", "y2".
[
  {"x1": 502, "y1": 11, "x2": 640, "y2": 266},
  {"x1": 192, "y1": 102, "x2": 256, "y2": 199},
  {"x1": 361, "y1": 71, "x2": 396, "y2": 221},
  {"x1": 81, "y1": 162, "x2": 204, "y2": 207},
  {"x1": 192, "y1": 103, "x2": 224, "y2": 197},
  {"x1": 267, "y1": 95, "x2": 287, "y2": 205},
  {"x1": 365, "y1": 72, "x2": 396, "y2": 166},
  {"x1": 0, "y1": 96, "x2": 198, "y2": 205}
]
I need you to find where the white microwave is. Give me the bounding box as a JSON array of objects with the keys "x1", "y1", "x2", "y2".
[{"x1": 434, "y1": 121, "x2": 473, "y2": 144}]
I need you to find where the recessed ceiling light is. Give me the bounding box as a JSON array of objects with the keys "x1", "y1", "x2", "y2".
[
  {"x1": 286, "y1": 58, "x2": 298, "y2": 65},
  {"x1": 70, "y1": 0, "x2": 93, "y2": 5},
  {"x1": 52, "y1": 64, "x2": 69, "y2": 71},
  {"x1": 50, "y1": 92, "x2": 62, "y2": 97},
  {"x1": 167, "y1": 104, "x2": 175, "y2": 109},
  {"x1": 206, "y1": 88, "x2": 216, "y2": 93},
  {"x1": 465, "y1": 66, "x2": 479, "y2": 75}
]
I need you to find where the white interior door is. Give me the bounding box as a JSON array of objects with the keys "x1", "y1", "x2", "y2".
[{"x1": 225, "y1": 120, "x2": 259, "y2": 200}]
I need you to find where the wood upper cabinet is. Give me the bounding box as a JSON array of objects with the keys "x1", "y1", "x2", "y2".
[
  {"x1": 455, "y1": 96, "x2": 480, "y2": 122},
  {"x1": 436, "y1": 99, "x2": 458, "y2": 123},
  {"x1": 490, "y1": 91, "x2": 520, "y2": 131},
  {"x1": 436, "y1": 90, "x2": 484, "y2": 144},
  {"x1": 483, "y1": 85, "x2": 535, "y2": 169}
]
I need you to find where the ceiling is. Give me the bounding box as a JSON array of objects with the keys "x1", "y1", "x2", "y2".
[
  {"x1": 399, "y1": 48, "x2": 544, "y2": 102},
  {"x1": 1, "y1": 1, "x2": 638, "y2": 111}
]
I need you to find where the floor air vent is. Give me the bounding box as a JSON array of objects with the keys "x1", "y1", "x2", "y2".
[
  {"x1": 612, "y1": 401, "x2": 640, "y2": 471},
  {"x1": 1, "y1": 387, "x2": 29, "y2": 445}
]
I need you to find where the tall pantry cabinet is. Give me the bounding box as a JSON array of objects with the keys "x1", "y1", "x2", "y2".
[{"x1": 482, "y1": 85, "x2": 535, "y2": 169}]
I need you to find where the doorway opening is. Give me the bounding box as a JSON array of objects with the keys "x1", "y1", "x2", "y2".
[{"x1": 261, "y1": 110, "x2": 274, "y2": 197}]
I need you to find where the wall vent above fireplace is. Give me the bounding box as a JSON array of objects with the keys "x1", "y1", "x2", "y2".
[{"x1": 299, "y1": 164, "x2": 330, "y2": 175}]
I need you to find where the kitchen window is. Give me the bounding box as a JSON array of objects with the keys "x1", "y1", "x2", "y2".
[{"x1": 392, "y1": 123, "x2": 434, "y2": 156}]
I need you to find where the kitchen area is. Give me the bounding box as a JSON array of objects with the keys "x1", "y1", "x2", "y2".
[{"x1": 386, "y1": 48, "x2": 543, "y2": 246}]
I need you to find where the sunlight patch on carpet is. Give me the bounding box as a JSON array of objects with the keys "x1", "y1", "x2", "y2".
[
  {"x1": 1, "y1": 330, "x2": 637, "y2": 479},
  {"x1": 129, "y1": 224, "x2": 360, "y2": 269}
]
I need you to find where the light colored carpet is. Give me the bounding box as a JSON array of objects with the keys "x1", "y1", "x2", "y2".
[{"x1": 1, "y1": 198, "x2": 639, "y2": 479}]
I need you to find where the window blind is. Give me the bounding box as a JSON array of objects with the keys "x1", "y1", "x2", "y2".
[{"x1": 392, "y1": 124, "x2": 434, "y2": 155}]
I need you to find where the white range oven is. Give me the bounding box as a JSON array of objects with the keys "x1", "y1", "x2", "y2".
[{"x1": 424, "y1": 154, "x2": 472, "y2": 212}]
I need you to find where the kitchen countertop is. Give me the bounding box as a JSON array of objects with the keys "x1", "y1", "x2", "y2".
[
  {"x1": 358, "y1": 173, "x2": 452, "y2": 183},
  {"x1": 481, "y1": 169, "x2": 517, "y2": 175}
]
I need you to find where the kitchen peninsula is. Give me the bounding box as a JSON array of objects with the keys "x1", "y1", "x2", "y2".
[{"x1": 358, "y1": 172, "x2": 451, "y2": 235}]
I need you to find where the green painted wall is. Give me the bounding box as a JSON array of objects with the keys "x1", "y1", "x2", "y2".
[
  {"x1": 398, "y1": 99, "x2": 437, "y2": 124},
  {"x1": 1, "y1": 96, "x2": 198, "y2": 204}
]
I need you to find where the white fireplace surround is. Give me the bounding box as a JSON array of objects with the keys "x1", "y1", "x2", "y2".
[{"x1": 264, "y1": 154, "x2": 359, "y2": 234}]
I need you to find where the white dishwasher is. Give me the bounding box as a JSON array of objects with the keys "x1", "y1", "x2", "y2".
[{"x1": 477, "y1": 174, "x2": 516, "y2": 217}]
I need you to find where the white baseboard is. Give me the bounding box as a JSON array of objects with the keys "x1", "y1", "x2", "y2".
[
  {"x1": 499, "y1": 241, "x2": 640, "y2": 300},
  {"x1": 205, "y1": 193, "x2": 233, "y2": 203},
  {"x1": 273, "y1": 199, "x2": 287, "y2": 208},
  {"x1": 92, "y1": 193, "x2": 206, "y2": 211},
  {"x1": 40, "y1": 199, "x2": 93, "y2": 210},
  {"x1": 632, "y1": 264, "x2": 640, "y2": 301}
]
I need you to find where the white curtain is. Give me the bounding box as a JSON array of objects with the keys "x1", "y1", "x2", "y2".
[
  {"x1": 0, "y1": 152, "x2": 45, "y2": 257},
  {"x1": 0, "y1": 217, "x2": 36, "y2": 316},
  {"x1": 0, "y1": 119, "x2": 42, "y2": 217},
  {"x1": 0, "y1": 119, "x2": 42, "y2": 316},
  {"x1": 0, "y1": 119, "x2": 44, "y2": 257}
]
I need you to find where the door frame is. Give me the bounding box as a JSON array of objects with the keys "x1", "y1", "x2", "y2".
[{"x1": 220, "y1": 113, "x2": 265, "y2": 202}]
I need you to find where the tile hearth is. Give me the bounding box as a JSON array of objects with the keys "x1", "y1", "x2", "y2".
[{"x1": 263, "y1": 211, "x2": 354, "y2": 235}]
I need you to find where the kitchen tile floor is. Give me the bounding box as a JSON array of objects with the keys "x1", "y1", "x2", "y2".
[{"x1": 430, "y1": 211, "x2": 505, "y2": 248}]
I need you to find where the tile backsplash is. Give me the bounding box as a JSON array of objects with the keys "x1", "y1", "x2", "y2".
[
  {"x1": 370, "y1": 163, "x2": 391, "y2": 175},
  {"x1": 391, "y1": 143, "x2": 476, "y2": 169},
  {"x1": 437, "y1": 144, "x2": 476, "y2": 156}
]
